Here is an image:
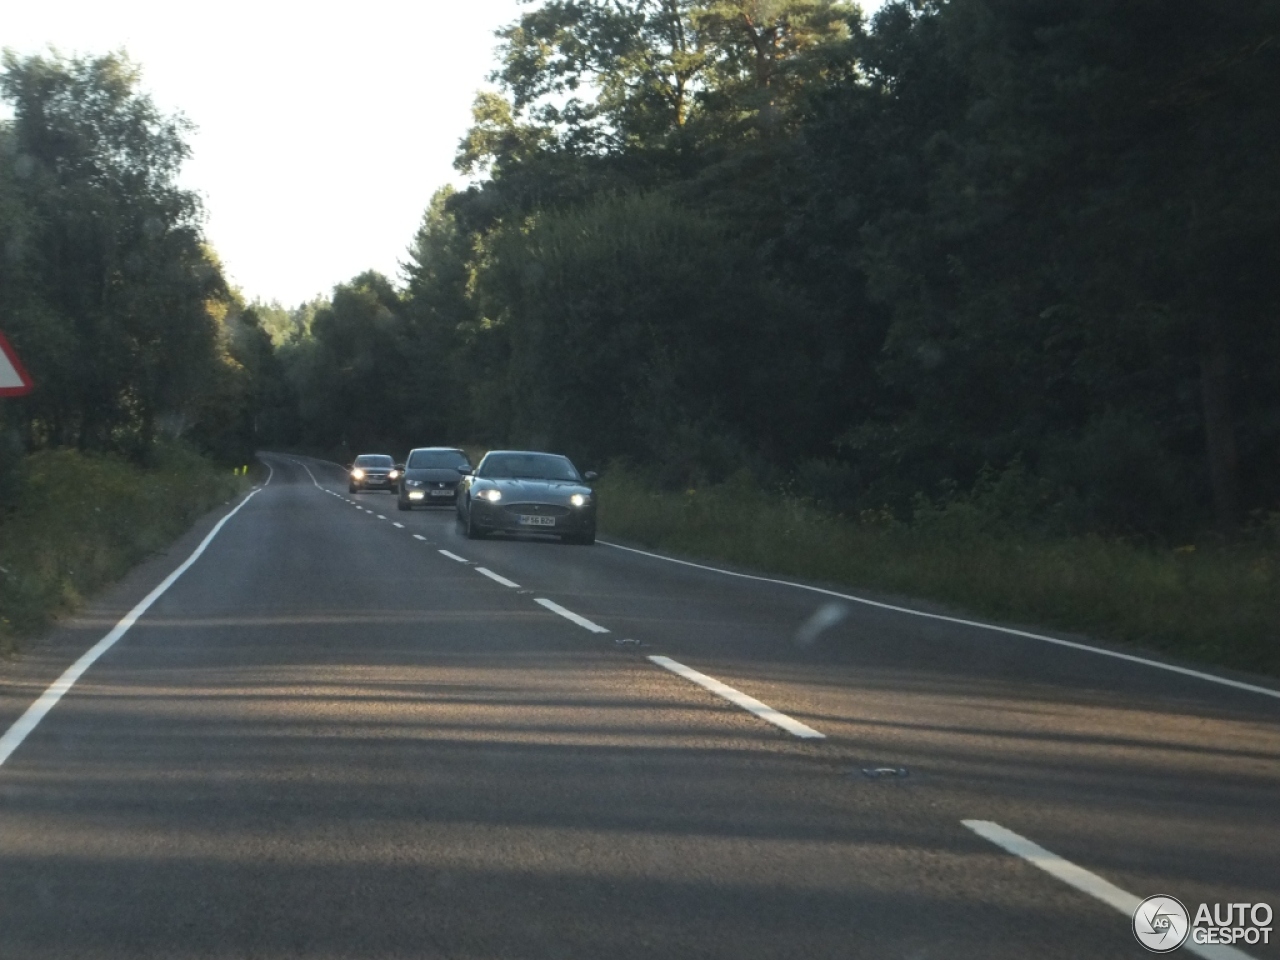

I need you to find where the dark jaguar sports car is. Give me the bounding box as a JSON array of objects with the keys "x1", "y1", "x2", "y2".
[{"x1": 456, "y1": 450, "x2": 598, "y2": 544}]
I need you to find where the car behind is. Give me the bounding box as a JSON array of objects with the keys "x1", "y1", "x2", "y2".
[
  {"x1": 398, "y1": 447, "x2": 472, "y2": 510},
  {"x1": 348, "y1": 454, "x2": 399, "y2": 493}
]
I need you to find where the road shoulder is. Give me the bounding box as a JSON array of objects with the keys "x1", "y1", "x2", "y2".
[{"x1": 0, "y1": 487, "x2": 260, "y2": 733}]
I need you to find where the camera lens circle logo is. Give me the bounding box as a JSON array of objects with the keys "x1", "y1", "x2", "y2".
[{"x1": 1133, "y1": 895, "x2": 1190, "y2": 953}]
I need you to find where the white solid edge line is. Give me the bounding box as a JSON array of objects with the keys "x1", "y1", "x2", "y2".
[
  {"x1": 0, "y1": 489, "x2": 263, "y2": 770},
  {"x1": 413, "y1": 534, "x2": 427, "y2": 541},
  {"x1": 476, "y1": 567, "x2": 521, "y2": 589},
  {"x1": 392, "y1": 522, "x2": 405, "y2": 529},
  {"x1": 439, "y1": 550, "x2": 468, "y2": 563},
  {"x1": 647, "y1": 655, "x2": 826, "y2": 739},
  {"x1": 961, "y1": 821, "x2": 1254, "y2": 960},
  {"x1": 600, "y1": 541, "x2": 1280, "y2": 702},
  {"x1": 534, "y1": 598, "x2": 610, "y2": 634},
  {"x1": 260, "y1": 458, "x2": 274, "y2": 487}
]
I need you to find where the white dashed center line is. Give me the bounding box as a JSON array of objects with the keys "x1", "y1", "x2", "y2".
[
  {"x1": 476, "y1": 567, "x2": 520, "y2": 589},
  {"x1": 647, "y1": 656, "x2": 825, "y2": 739},
  {"x1": 439, "y1": 550, "x2": 468, "y2": 563},
  {"x1": 961, "y1": 820, "x2": 1255, "y2": 960},
  {"x1": 534, "y1": 599, "x2": 609, "y2": 634},
  {"x1": 376, "y1": 515, "x2": 387, "y2": 520},
  {"x1": 413, "y1": 534, "x2": 427, "y2": 541},
  {"x1": 392, "y1": 522, "x2": 405, "y2": 528}
]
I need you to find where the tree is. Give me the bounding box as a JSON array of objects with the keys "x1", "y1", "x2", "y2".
[
  {"x1": 802, "y1": 0, "x2": 1280, "y2": 532},
  {"x1": 695, "y1": 0, "x2": 856, "y2": 135},
  {"x1": 0, "y1": 50, "x2": 227, "y2": 459},
  {"x1": 469, "y1": 191, "x2": 821, "y2": 475},
  {"x1": 267, "y1": 0, "x2": 1280, "y2": 538}
]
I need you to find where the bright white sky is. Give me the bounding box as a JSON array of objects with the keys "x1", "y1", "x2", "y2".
[
  {"x1": 3, "y1": 0, "x2": 527, "y2": 306},
  {"x1": 4, "y1": 0, "x2": 883, "y2": 308}
]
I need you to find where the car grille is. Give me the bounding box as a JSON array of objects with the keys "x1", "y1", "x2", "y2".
[{"x1": 502, "y1": 503, "x2": 570, "y2": 518}]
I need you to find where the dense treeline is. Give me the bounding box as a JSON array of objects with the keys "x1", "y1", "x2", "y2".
[
  {"x1": 12, "y1": 1, "x2": 1273, "y2": 542},
  {"x1": 0, "y1": 51, "x2": 288, "y2": 490},
  {"x1": 278, "y1": 0, "x2": 1280, "y2": 540}
]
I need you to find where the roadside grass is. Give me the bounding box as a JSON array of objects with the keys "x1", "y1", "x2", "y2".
[
  {"x1": 0, "y1": 445, "x2": 246, "y2": 655},
  {"x1": 595, "y1": 469, "x2": 1280, "y2": 678}
]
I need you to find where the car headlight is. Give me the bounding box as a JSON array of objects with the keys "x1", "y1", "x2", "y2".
[
  {"x1": 405, "y1": 479, "x2": 423, "y2": 488},
  {"x1": 389, "y1": 469, "x2": 400, "y2": 479},
  {"x1": 478, "y1": 489, "x2": 502, "y2": 502},
  {"x1": 351, "y1": 468, "x2": 365, "y2": 479},
  {"x1": 570, "y1": 493, "x2": 590, "y2": 507}
]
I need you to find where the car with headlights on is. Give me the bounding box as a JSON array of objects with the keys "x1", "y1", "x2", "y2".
[
  {"x1": 347, "y1": 454, "x2": 400, "y2": 493},
  {"x1": 456, "y1": 450, "x2": 598, "y2": 544},
  {"x1": 397, "y1": 447, "x2": 472, "y2": 510}
]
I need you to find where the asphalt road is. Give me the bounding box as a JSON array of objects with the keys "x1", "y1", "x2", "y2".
[{"x1": 1, "y1": 453, "x2": 1277, "y2": 959}]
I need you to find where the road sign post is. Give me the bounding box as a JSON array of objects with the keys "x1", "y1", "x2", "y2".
[{"x1": 0, "y1": 331, "x2": 33, "y2": 397}]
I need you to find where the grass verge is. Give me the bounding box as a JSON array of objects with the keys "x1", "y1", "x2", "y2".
[
  {"x1": 0, "y1": 445, "x2": 246, "y2": 655},
  {"x1": 596, "y1": 469, "x2": 1280, "y2": 678}
]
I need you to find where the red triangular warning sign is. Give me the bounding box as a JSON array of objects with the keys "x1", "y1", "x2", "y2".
[{"x1": 0, "y1": 331, "x2": 34, "y2": 397}]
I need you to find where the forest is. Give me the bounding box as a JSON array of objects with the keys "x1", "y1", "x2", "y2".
[
  {"x1": 278, "y1": 0, "x2": 1280, "y2": 541},
  {"x1": 3, "y1": 0, "x2": 1279, "y2": 543}
]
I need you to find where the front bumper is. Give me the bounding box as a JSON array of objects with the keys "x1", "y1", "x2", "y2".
[
  {"x1": 403, "y1": 483, "x2": 459, "y2": 504},
  {"x1": 469, "y1": 500, "x2": 595, "y2": 534}
]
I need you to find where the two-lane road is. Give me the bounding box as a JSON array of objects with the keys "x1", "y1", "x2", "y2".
[{"x1": 1, "y1": 454, "x2": 1276, "y2": 959}]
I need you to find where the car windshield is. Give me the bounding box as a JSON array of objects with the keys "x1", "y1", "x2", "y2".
[
  {"x1": 354, "y1": 455, "x2": 393, "y2": 468},
  {"x1": 407, "y1": 450, "x2": 469, "y2": 470},
  {"x1": 479, "y1": 453, "x2": 580, "y2": 482}
]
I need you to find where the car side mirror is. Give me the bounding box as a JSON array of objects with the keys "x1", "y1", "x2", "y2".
[
  {"x1": 395, "y1": 464, "x2": 405, "y2": 472},
  {"x1": 458, "y1": 466, "x2": 472, "y2": 475},
  {"x1": 584, "y1": 471, "x2": 599, "y2": 481}
]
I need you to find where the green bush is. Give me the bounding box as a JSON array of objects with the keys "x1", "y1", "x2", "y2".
[
  {"x1": 596, "y1": 466, "x2": 1280, "y2": 677},
  {"x1": 0, "y1": 444, "x2": 244, "y2": 654},
  {"x1": 0, "y1": 428, "x2": 24, "y2": 510}
]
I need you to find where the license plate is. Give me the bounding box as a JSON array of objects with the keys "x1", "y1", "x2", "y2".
[
  {"x1": 430, "y1": 489, "x2": 453, "y2": 497},
  {"x1": 519, "y1": 515, "x2": 556, "y2": 526}
]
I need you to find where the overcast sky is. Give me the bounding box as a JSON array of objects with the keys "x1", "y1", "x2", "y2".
[{"x1": 4, "y1": 1, "x2": 882, "y2": 308}]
